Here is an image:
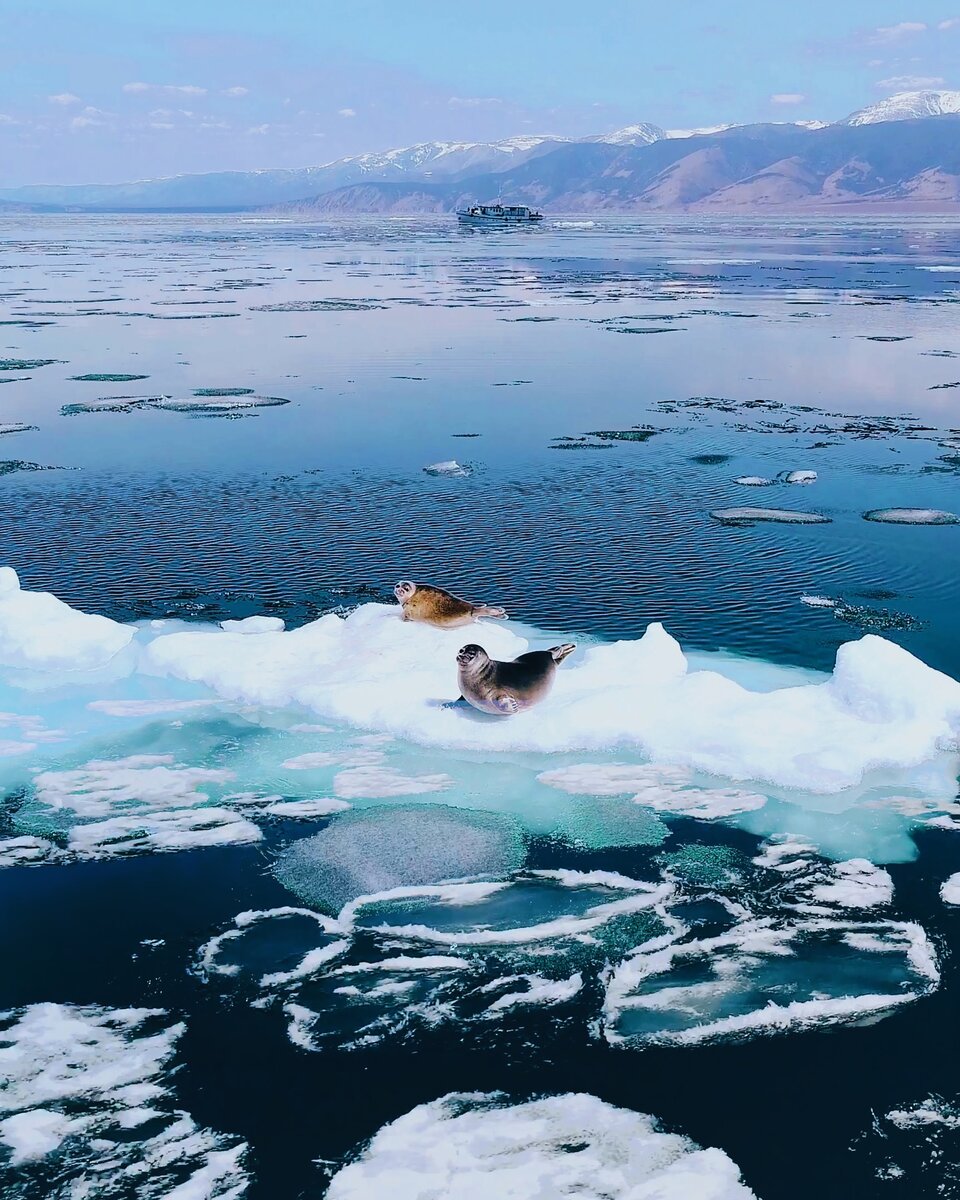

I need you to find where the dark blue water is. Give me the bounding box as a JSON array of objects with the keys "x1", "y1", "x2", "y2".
[{"x1": 1, "y1": 214, "x2": 959, "y2": 1198}]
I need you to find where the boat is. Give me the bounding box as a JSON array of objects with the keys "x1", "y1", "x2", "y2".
[{"x1": 456, "y1": 202, "x2": 544, "y2": 225}]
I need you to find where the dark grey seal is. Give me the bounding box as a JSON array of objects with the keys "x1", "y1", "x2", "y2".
[{"x1": 456, "y1": 642, "x2": 576, "y2": 716}]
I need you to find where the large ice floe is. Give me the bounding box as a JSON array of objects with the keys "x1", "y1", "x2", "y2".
[
  {"x1": 325, "y1": 1092, "x2": 757, "y2": 1199},
  {"x1": 0, "y1": 567, "x2": 958, "y2": 865},
  {"x1": 0, "y1": 1002, "x2": 249, "y2": 1197},
  {"x1": 196, "y1": 833, "x2": 939, "y2": 1054}
]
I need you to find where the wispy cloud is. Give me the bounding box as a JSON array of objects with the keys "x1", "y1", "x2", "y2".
[
  {"x1": 122, "y1": 82, "x2": 207, "y2": 96},
  {"x1": 770, "y1": 92, "x2": 806, "y2": 105},
  {"x1": 870, "y1": 21, "x2": 927, "y2": 42},
  {"x1": 0, "y1": 114, "x2": 20, "y2": 126},
  {"x1": 938, "y1": 17, "x2": 960, "y2": 29},
  {"x1": 875, "y1": 73, "x2": 945, "y2": 90},
  {"x1": 448, "y1": 96, "x2": 504, "y2": 108},
  {"x1": 337, "y1": 107, "x2": 356, "y2": 117},
  {"x1": 48, "y1": 93, "x2": 81, "y2": 106},
  {"x1": 246, "y1": 123, "x2": 271, "y2": 134},
  {"x1": 221, "y1": 86, "x2": 248, "y2": 97},
  {"x1": 70, "y1": 115, "x2": 102, "y2": 129}
]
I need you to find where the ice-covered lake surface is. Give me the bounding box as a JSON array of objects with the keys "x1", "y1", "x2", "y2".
[{"x1": 1, "y1": 213, "x2": 959, "y2": 1199}]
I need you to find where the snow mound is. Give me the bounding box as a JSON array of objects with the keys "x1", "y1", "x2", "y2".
[
  {"x1": 0, "y1": 568, "x2": 134, "y2": 672},
  {"x1": 0, "y1": 1003, "x2": 249, "y2": 1195},
  {"x1": 274, "y1": 804, "x2": 526, "y2": 911},
  {"x1": 326, "y1": 1092, "x2": 757, "y2": 1200}
]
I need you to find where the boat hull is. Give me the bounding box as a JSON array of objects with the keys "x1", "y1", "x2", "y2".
[{"x1": 456, "y1": 212, "x2": 544, "y2": 225}]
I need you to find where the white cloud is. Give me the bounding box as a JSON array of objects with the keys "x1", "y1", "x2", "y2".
[
  {"x1": 122, "y1": 82, "x2": 207, "y2": 95},
  {"x1": 48, "y1": 92, "x2": 81, "y2": 106},
  {"x1": 871, "y1": 21, "x2": 927, "y2": 42},
  {"x1": 875, "y1": 73, "x2": 946, "y2": 89},
  {"x1": 337, "y1": 107, "x2": 356, "y2": 117},
  {"x1": 0, "y1": 114, "x2": 19, "y2": 126},
  {"x1": 770, "y1": 92, "x2": 806, "y2": 105},
  {"x1": 938, "y1": 17, "x2": 960, "y2": 29},
  {"x1": 246, "y1": 123, "x2": 270, "y2": 134},
  {"x1": 222, "y1": 86, "x2": 248, "y2": 97},
  {"x1": 448, "y1": 96, "x2": 504, "y2": 108},
  {"x1": 70, "y1": 115, "x2": 103, "y2": 129},
  {"x1": 149, "y1": 122, "x2": 175, "y2": 130}
]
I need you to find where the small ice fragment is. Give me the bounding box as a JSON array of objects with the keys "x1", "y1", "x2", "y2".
[
  {"x1": 711, "y1": 507, "x2": 831, "y2": 524},
  {"x1": 941, "y1": 873, "x2": 960, "y2": 905},
  {"x1": 423, "y1": 460, "x2": 470, "y2": 477},
  {"x1": 863, "y1": 508, "x2": 960, "y2": 525},
  {"x1": 783, "y1": 470, "x2": 817, "y2": 484},
  {"x1": 219, "y1": 616, "x2": 285, "y2": 634},
  {"x1": 734, "y1": 476, "x2": 774, "y2": 486},
  {"x1": 800, "y1": 595, "x2": 837, "y2": 608}
]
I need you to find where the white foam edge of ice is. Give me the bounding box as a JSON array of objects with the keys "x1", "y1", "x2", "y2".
[{"x1": 198, "y1": 906, "x2": 348, "y2": 985}]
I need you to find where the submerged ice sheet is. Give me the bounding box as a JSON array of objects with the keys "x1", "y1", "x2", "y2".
[
  {"x1": 274, "y1": 804, "x2": 526, "y2": 911},
  {"x1": 0, "y1": 1003, "x2": 249, "y2": 1196},
  {"x1": 202, "y1": 841, "x2": 938, "y2": 1054},
  {"x1": 325, "y1": 1092, "x2": 758, "y2": 1200}
]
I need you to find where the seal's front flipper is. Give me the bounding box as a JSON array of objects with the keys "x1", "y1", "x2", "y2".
[{"x1": 493, "y1": 694, "x2": 522, "y2": 715}]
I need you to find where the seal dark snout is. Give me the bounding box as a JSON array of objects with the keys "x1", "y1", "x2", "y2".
[{"x1": 457, "y1": 643, "x2": 483, "y2": 666}]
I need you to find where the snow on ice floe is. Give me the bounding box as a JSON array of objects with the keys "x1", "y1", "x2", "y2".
[
  {"x1": 537, "y1": 763, "x2": 767, "y2": 819},
  {"x1": 137, "y1": 602, "x2": 960, "y2": 794},
  {"x1": 0, "y1": 1003, "x2": 249, "y2": 1196},
  {"x1": 863, "y1": 508, "x2": 960, "y2": 525},
  {"x1": 325, "y1": 1092, "x2": 757, "y2": 1200},
  {"x1": 0, "y1": 568, "x2": 134, "y2": 672},
  {"x1": 199, "y1": 839, "x2": 937, "y2": 1053},
  {"x1": 734, "y1": 476, "x2": 775, "y2": 486}
]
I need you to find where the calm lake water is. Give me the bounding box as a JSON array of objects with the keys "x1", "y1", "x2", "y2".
[{"x1": 1, "y1": 214, "x2": 959, "y2": 1199}]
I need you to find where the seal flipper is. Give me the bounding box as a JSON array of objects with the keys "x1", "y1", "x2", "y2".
[
  {"x1": 493, "y1": 694, "x2": 522, "y2": 715},
  {"x1": 548, "y1": 643, "x2": 576, "y2": 664},
  {"x1": 473, "y1": 605, "x2": 508, "y2": 620}
]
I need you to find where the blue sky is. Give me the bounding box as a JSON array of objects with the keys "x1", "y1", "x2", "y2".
[{"x1": 2, "y1": 1, "x2": 959, "y2": 185}]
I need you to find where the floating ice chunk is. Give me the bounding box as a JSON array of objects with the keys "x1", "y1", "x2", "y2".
[
  {"x1": 711, "y1": 507, "x2": 831, "y2": 525},
  {"x1": 863, "y1": 508, "x2": 960, "y2": 525},
  {"x1": 887, "y1": 1099, "x2": 960, "y2": 1130},
  {"x1": 422, "y1": 460, "x2": 471, "y2": 477},
  {"x1": 219, "y1": 616, "x2": 285, "y2": 634},
  {"x1": 734, "y1": 476, "x2": 775, "y2": 486},
  {"x1": 941, "y1": 873, "x2": 960, "y2": 904},
  {"x1": 264, "y1": 798, "x2": 351, "y2": 819},
  {"x1": 0, "y1": 1004, "x2": 249, "y2": 1194},
  {"x1": 800, "y1": 594, "x2": 837, "y2": 608},
  {"x1": 31, "y1": 754, "x2": 234, "y2": 820},
  {"x1": 332, "y1": 766, "x2": 453, "y2": 799},
  {"x1": 68, "y1": 807, "x2": 261, "y2": 858},
  {"x1": 0, "y1": 423, "x2": 36, "y2": 437},
  {"x1": 604, "y1": 916, "x2": 937, "y2": 1046},
  {"x1": 0, "y1": 567, "x2": 134, "y2": 672},
  {"x1": 274, "y1": 804, "x2": 526, "y2": 911},
  {"x1": 141, "y1": 602, "x2": 960, "y2": 793},
  {"x1": 804, "y1": 859, "x2": 893, "y2": 909},
  {"x1": 752, "y1": 834, "x2": 818, "y2": 872},
  {"x1": 326, "y1": 1092, "x2": 757, "y2": 1200},
  {"x1": 636, "y1": 785, "x2": 766, "y2": 819},
  {"x1": 783, "y1": 470, "x2": 817, "y2": 484},
  {"x1": 0, "y1": 836, "x2": 59, "y2": 868},
  {"x1": 858, "y1": 1096, "x2": 960, "y2": 1194}
]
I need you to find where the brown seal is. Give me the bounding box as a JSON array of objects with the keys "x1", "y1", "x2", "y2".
[
  {"x1": 394, "y1": 581, "x2": 507, "y2": 629},
  {"x1": 456, "y1": 642, "x2": 576, "y2": 715}
]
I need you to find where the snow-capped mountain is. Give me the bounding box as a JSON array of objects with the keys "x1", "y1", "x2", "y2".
[
  {"x1": 842, "y1": 89, "x2": 960, "y2": 126},
  {"x1": 587, "y1": 123, "x2": 665, "y2": 146}
]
